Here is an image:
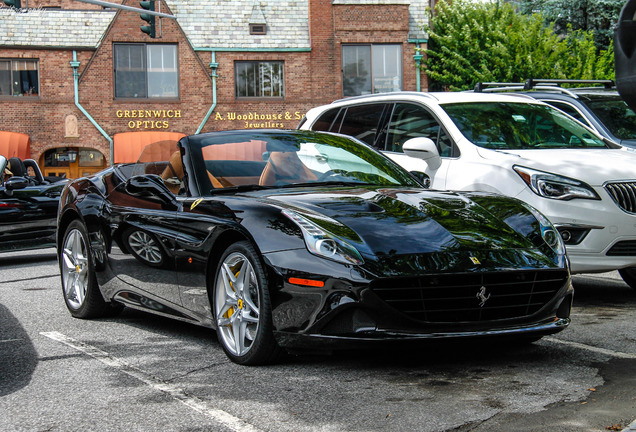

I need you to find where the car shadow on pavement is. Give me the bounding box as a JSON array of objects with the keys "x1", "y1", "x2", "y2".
[
  {"x1": 571, "y1": 273, "x2": 636, "y2": 307},
  {"x1": 0, "y1": 303, "x2": 38, "y2": 396}
]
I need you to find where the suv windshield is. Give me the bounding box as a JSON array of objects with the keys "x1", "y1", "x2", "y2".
[
  {"x1": 585, "y1": 97, "x2": 636, "y2": 141},
  {"x1": 442, "y1": 102, "x2": 607, "y2": 150}
]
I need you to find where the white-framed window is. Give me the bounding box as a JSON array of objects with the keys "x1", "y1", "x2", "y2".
[
  {"x1": 235, "y1": 61, "x2": 284, "y2": 98},
  {"x1": 0, "y1": 59, "x2": 39, "y2": 97},
  {"x1": 114, "y1": 44, "x2": 178, "y2": 99},
  {"x1": 342, "y1": 44, "x2": 402, "y2": 97}
]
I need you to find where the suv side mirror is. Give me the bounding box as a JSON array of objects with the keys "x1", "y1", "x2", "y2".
[{"x1": 403, "y1": 138, "x2": 442, "y2": 170}]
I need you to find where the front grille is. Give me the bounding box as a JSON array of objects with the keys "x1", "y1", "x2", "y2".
[
  {"x1": 607, "y1": 240, "x2": 636, "y2": 256},
  {"x1": 605, "y1": 182, "x2": 636, "y2": 213},
  {"x1": 369, "y1": 270, "x2": 569, "y2": 323}
]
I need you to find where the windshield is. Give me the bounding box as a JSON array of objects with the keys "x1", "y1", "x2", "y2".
[
  {"x1": 442, "y1": 102, "x2": 607, "y2": 150},
  {"x1": 585, "y1": 97, "x2": 636, "y2": 141},
  {"x1": 188, "y1": 130, "x2": 420, "y2": 194}
]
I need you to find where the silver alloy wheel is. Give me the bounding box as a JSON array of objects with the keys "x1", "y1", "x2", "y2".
[
  {"x1": 215, "y1": 252, "x2": 261, "y2": 357},
  {"x1": 127, "y1": 230, "x2": 163, "y2": 264},
  {"x1": 61, "y1": 228, "x2": 89, "y2": 310}
]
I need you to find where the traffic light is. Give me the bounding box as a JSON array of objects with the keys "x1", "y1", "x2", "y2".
[
  {"x1": 2, "y1": 0, "x2": 22, "y2": 8},
  {"x1": 139, "y1": 1, "x2": 156, "y2": 38}
]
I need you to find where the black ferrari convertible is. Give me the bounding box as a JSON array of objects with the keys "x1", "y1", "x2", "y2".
[{"x1": 57, "y1": 130, "x2": 573, "y2": 365}]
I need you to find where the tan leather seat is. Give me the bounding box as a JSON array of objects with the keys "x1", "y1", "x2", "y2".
[
  {"x1": 160, "y1": 151, "x2": 224, "y2": 192},
  {"x1": 259, "y1": 151, "x2": 317, "y2": 186}
]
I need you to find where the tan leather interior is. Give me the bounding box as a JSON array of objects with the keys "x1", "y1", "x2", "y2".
[{"x1": 259, "y1": 151, "x2": 317, "y2": 186}]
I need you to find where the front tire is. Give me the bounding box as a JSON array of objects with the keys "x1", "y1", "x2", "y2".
[
  {"x1": 619, "y1": 267, "x2": 636, "y2": 290},
  {"x1": 60, "y1": 220, "x2": 122, "y2": 318},
  {"x1": 213, "y1": 241, "x2": 281, "y2": 365}
]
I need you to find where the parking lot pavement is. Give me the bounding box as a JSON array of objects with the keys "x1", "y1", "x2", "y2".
[{"x1": 1, "y1": 249, "x2": 635, "y2": 432}]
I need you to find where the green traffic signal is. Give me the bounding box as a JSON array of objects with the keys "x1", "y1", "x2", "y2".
[
  {"x1": 139, "y1": 0, "x2": 156, "y2": 38},
  {"x1": 2, "y1": 0, "x2": 22, "y2": 8}
]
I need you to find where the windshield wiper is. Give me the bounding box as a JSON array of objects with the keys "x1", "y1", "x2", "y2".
[
  {"x1": 279, "y1": 181, "x2": 378, "y2": 188},
  {"x1": 209, "y1": 184, "x2": 274, "y2": 194}
]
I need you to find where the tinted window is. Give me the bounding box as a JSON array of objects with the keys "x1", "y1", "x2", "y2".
[
  {"x1": 339, "y1": 104, "x2": 387, "y2": 146},
  {"x1": 313, "y1": 108, "x2": 341, "y2": 132},
  {"x1": 442, "y1": 102, "x2": 607, "y2": 149},
  {"x1": 545, "y1": 101, "x2": 589, "y2": 125},
  {"x1": 585, "y1": 98, "x2": 636, "y2": 140},
  {"x1": 386, "y1": 103, "x2": 454, "y2": 156}
]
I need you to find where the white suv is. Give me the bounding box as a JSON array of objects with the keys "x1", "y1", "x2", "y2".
[{"x1": 299, "y1": 91, "x2": 636, "y2": 288}]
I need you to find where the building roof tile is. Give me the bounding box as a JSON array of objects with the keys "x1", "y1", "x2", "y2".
[{"x1": 0, "y1": 7, "x2": 115, "y2": 48}]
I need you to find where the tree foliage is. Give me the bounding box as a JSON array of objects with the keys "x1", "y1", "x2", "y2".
[
  {"x1": 518, "y1": 0, "x2": 623, "y2": 50},
  {"x1": 423, "y1": 0, "x2": 615, "y2": 91}
]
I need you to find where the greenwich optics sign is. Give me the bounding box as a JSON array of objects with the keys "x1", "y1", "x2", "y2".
[
  {"x1": 117, "y1": 109, "x2": 303, "y2": 129},
  {"x1": 117, "y1": 110, "x2": 181, "y2": 129}
]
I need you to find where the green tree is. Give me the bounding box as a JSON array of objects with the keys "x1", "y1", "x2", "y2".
[
  {"x1": 518, "y1": 0, "x2": 623, "y2": 50},
  {"x1": 424, "y1": 0, "x2": 615, "y2": 91}
]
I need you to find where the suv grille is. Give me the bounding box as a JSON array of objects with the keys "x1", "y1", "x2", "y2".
[
  {"x1": 369, "y1": 270, "x2": 568, "y2": 323},
  {"x1": 605, "y1": 182, "x2": 636, "y2": 213}
]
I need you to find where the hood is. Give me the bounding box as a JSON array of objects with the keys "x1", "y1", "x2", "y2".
[
  {"x1": 260, "y1": 186, "x2": 541, "y2": 258},
  {"x1": 477, "y1": 147, "x2": 636, "y2": 186}
]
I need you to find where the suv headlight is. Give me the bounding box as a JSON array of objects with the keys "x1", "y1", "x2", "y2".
[
  {"x1": 522, "y1": 203, "x2": 566, "y2": 255},
  {"x1": 513, "y1": 165, "x2": 600, "y2": 201},
  {"x1": 282, "y1": 209, "x2": 364, "y2": 265}
]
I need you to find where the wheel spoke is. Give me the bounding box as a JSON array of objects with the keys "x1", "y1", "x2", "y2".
[
  {"x1": 62, "y1": 247, "x2": 75, "y2": 270},
  {"x1": 221, "y1": 263, "x2": 238, "y2": 299},
  {"x1": 242, "y1": 313, "x2": 259, "y2": 324},
  {"x1": 236, "y1": 260, "x2": 250, "y2": 295},
  {"x1": 233, "y1": 317, "x2": 244, "y2": 354}
]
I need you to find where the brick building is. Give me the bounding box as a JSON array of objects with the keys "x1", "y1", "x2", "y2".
[{"x1": 0, "y1": 0, "x2": 428, "y2": 178}]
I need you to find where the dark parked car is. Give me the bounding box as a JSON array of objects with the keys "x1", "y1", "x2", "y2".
[
  {"x1": 57, "y1": 130, "x2": 573, "y2": 365},
  {"x1": 474, "y1": 79, "x2": 636, "y2": 148},
  {"x1": 1, "y1": 155, "x2": 66, "y2": 252}
]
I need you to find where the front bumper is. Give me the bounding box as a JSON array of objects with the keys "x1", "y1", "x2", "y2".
[
  {"x1": 516, "y1": 187, "x2": 636, "y2": 273},
  {"x1": 264, "y1": 249, "x2": 573, "y2": 349}
]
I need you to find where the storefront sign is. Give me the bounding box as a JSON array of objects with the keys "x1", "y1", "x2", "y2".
[
  {"x1": 214, "y1": 111, "x2": 303, "y2": 129},
  {"x1": 116, "y1": 110, "x2": 182, "y2": 129}
]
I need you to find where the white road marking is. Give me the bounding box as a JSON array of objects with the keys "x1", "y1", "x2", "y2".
[
  {"x1": 545, "y1": 337, "x2": 636, "y2": 359},
  {"x1": 41, "y1": 331, "x2": 262, "y2": 432}
]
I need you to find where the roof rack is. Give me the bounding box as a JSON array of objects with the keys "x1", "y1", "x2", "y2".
[
  {"x1": 332, "y1": 91, "x2": 438, "y2": 104},
  {"x1": 474, "y1": 79, "x2": 615, "y2": 94}
]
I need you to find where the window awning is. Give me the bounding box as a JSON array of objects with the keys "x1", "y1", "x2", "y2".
[
  {"x1": 113, "y1": 131, "x2": 186, "y2": 163},
  {"x1": 0, "y1": 131, "x2": 30, "y2": 160}
]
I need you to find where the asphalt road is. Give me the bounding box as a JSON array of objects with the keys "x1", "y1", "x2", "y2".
[{"x1": 1, "y1": 248, "x2": 635, "y2": 432}]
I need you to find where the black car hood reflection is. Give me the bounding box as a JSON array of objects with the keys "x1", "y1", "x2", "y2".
[{"x1": 254, "y1": 186, "x2": 535, "y2": 256}]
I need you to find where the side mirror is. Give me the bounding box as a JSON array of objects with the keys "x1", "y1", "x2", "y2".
[
  {"x1": 402, "y1": 138, "x2": 442, "y2": 170},
  {"x1": 5, "y1": 176, "x2": 29, "y2": 191},
  {"x1": 125, "y1": 174, "x2": 178, "y2": 210}
]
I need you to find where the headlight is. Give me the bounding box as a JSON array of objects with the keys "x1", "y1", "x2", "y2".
[
  {"x1": 282, "y1": 209, "x2": 364, "y2": 265},
  {"x1": 522, "y1": 203, "x2": 566, "y2": 255},
  {"x1": 513, "y1": 165, "x2": 600, "y2": 201}
]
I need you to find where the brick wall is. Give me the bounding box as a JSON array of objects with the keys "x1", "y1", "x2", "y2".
[{"x1": 0, "y1": 0, "x2": 427, "y2": 168}]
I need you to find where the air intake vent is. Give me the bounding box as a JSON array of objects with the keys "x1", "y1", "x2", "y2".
[{"x1": 369, "y1": 270, "x2": 568, "y2": 323}]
